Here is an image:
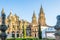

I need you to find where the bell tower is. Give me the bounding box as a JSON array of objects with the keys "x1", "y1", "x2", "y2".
[
  {"x1": 31, "y1": 11, "x2": 38, "y2": 38},
  {"x1": 38, "y1": 5, "x2": 46, "y2": 26},
  {"x1": 32, "y1": 11, "x2": 37, "y2": 25}
]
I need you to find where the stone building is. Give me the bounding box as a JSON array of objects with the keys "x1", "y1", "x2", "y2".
[{"x1": 0, "y1": 6, "x2": 49, "y2": 38}]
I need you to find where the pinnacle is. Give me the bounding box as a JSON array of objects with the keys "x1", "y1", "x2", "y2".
[
  {"x1": 33, "y1": 11, "x2": 36, "y2": 18},
  {"x1": 1, "y1": 8, "x2": 5, "y2": 14}
]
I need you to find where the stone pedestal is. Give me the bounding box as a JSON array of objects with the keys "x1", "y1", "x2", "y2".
[
  {"x1": 55, "y1": 36, "x2": 60, "y2": 40},
  {"x1": 55, "y1": 31, "x2": 60, "y2": 40}
]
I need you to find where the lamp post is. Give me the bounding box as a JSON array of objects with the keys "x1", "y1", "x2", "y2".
[{"x1": 0, "y1": 8, "x2": 7, "y2": 40}]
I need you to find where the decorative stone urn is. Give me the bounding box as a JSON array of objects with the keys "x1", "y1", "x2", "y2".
[
  {"x1": 0, "y1": 9, "x2": 7, "y2": 40},
  {"x1": 54, "y1": 15, "x2": 60, "y2": 40}
]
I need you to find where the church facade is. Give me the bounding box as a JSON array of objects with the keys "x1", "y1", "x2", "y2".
[{"x1": 0, "y1": 6, "x2": 50, "y2": 38}]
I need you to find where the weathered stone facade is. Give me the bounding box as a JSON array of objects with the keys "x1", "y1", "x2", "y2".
[{"x1": 0, "y1": 6, "x2": 47, "y2": 38}]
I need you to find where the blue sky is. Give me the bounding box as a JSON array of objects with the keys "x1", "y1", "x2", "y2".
[{"x1": 0, "y1": 0, "x2": 60, "y2": 26}]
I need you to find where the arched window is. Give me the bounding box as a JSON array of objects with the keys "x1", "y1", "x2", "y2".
[
  {"x1": 17, "y1": 31, "x2": 19, "y2": 37},
  {"x1": 12, "y1": 31, "x2": 15, "y2": 38},
  {"x1": 7, "y1": 32, "x2": 9, "y2": 34}
]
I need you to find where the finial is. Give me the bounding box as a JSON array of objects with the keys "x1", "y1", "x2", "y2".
[
  {"x1": 14, "y1": 13, "x2": 17, "y2": 16},
  {"x1": 33, "y1": 11, "x2": 35, "y2": 17},
  {"x1": 39, "y1": 5, "x2": 44, "y2": 15},
  {"x1": 33, "y1": 10, "x2": 36, "y2": 18},
  {"x1": 33, "y1": 10, "x2": 35, "y2": 14},
  {"x1": 40, "y1": 5, "x2": 43, "y2": 11},
  {"x1": 41, "y1": 4, "x2": 42, "y2": 8},
  {"x1": 10, "y1": 9, "x2": 12, "y2": 14},
  {"x1": 1, "y1": 8, "x2": 5, "y2": 14}
]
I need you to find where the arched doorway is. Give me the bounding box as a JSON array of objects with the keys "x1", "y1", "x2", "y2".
[
  {"x1": 17, "y1": 31, "x2": 19, "y2": 38},
  {"x1": 26, "y1": 26, "x2": 31, "y2": 36}
]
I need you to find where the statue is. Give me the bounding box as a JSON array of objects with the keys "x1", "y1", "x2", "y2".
[
  {"x1": 54, "y1": 15, "x2": 60, "y2": 40},
  {"x1": 0, "y1": 8, "x2": 7, "y2": 40}
]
